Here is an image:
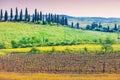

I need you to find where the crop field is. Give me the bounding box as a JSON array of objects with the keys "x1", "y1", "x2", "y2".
[
  {"x1": 0, "y1": 20, "x2": 120, "y2": 80},
  {"x1": 0, "y1": 44, "x2": 120, "y2": 55},
  {"x1": 0, "y1": 22, "x2": 118, "y2": 48},
  {"x1": 0, "y1": 53, "x2": 120, "y2": 73},
  {"x1": 0, "y1": 53, "x2": 120, "y2": 80}
]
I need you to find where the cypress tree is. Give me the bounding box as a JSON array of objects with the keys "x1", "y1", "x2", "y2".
[
  {"x1": 45, "y1": 13, "x2": 48, "y2": 23},
  {"x1": 107, "y1": 26, "x2": 110, "y2": 32},
  {"x1": 0, "y1": 10, "x2": 1, "y2": 21},
  {"x1": 0, "y1": 9, "x2": 3, "y2": 21},
  {"x1": 4, "y1": 10, "x2": 8, "y2": 21},
  {"x1": 64, "y1": 17, "x2": 68, "y2": 25},
  {"x1": 27, "y1": 14, "x2": 30, "y2": 22},
  {"x1": 98, "y1": 22, "x2": 102, "y2": 28},
  {"x1": 50, "y1": 13, "x2": 53, "y2": 23},
  {"x1": 42, "y1": 16, "x2": 46, "y2": 25},
  {"x1": 61, "y1": 16, "x2": 65, "y2": 25},
  {"x1": 56, "y1": 15, "x2": 60, "y2": 25},
  {"x1": 34, "y1": 9, "x2": 37, "y2": 21},
  {"x1": 114, "y1": 24, "x2": 117, "y2": 30},
  {"x1": 40, "y1": 11, "x2": 42, "y2": 21},
  {"x1": 37, "y1": 12, "x2": 39, "y2": 21},
  {"x1": 20, "y1": 9, "x2": 23, "y2": 21},
  {"x1": 71, "y1": 22, "x2": 74, "y2": 28},
  {"x1": 32, "y1": 14, "x2": 35, "y2": 22},
  {"x1": 76, "y1": 22, "x2": 80, "y2": 29},
  {"x1": 14, "y1": 7, "x2": 18, "y2": 21},
  {"x1": 25, "y1": 8, "x2": 28, "y2": 21},
  {"x1": 10, "y1": 8, "x2": 13, "y2": 21},
  {"x1": 53, "y1": 14, "x2": 57, "y2": 23},
  {"x1": 48, "y1": 13, "x2": 51, "y2": 23}
]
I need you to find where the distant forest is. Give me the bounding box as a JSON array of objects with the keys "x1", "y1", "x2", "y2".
[{"x1": 0, "y1": 8, "x2": 120, "y2": 33}]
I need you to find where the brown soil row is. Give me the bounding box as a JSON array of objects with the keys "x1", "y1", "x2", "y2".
[{"x1": 0, "y1": 53, "x2": 120, "y2": 74}]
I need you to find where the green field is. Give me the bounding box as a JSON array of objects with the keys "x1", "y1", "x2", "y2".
[{"x1": 0, "y1": 22, "x2": 118, "y2": 48}]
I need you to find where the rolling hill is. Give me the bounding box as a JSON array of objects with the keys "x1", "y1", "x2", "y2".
[
  {"x1": 67, "y1": 16, "x2": 120, "y2": 28},
  {"x1": 0, "y1": 22, "x2": 118, "y2": 48}
]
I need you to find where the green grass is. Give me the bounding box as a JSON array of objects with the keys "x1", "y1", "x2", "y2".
[{"x1": 0, "y1": 22, "x2": 118, "y2": 48}]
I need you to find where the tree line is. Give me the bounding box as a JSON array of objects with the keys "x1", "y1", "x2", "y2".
[
  {"x1": 0, "y1": 8, "x2": 119, "y2": 32},
  {"x1": 86, "y1": 22, "x2": 120, "y2": 32},
  {"x1": 0, "y1": 8, "x2": 68, "y2": 26},
  {"x1": 70, "y1": 22, "x2": 120, "y2": 32}
]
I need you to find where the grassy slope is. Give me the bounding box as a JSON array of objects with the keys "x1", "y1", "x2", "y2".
[{"x1": 0, "y1": 22, "x2": 118, "y2": 48}]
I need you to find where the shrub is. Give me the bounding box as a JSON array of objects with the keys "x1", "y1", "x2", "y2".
[
  {"x1": 84, "y1": 47, "x2": 88, "y2": 52},
  {"x1": 101, "y1": 38, "x2": 114, "y2": 53},
  {"x1": 29, "y1": 47, "x2": 41, "y2": 54},
  {"x1": 51, "y1": 47, "x2": 56, "y2": 53},
  {"x1": 65, "y1": 47, "x2": 72, "y2": 53},
  {"x1": 70, "y1": 40, "x2": 77, "y2": 45},
  {"x1": 11, "y1": 40, "x2": 18, "y2": 48},
  {"x1": 17, "y1": 37, "x2": 41, "y2": 48},
  {"x1": 101, "y1": 44, "x2": 113, "y2": 53},
  {"x1": 0, "y1": 43, "x2": 5, "y2": 49},
  {"x1": 104, "y1": 38, "x2": 114, "y2": 44},
  {"x1": 93, "y1": 39, "x2": 98, "y2": 43}
]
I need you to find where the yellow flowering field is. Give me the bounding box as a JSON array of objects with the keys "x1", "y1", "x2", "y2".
[
  {"x1": 0, "y1": 44, "x2": 119, "y2": 55},
  {"x1": 0, "y1": 72, "x2": 120, "y2": 80}
]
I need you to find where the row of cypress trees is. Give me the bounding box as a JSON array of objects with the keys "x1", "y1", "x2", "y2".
[{"x1": 0, "y1": 8, "x2": 68, "y2": 26}]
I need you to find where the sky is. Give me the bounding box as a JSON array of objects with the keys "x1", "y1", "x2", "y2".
[{"x1": 0, "y1": 0, "x2": 120, "y2": 17}]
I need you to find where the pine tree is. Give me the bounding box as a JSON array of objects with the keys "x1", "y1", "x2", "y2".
[
  {"x1": 14, "y1": 7, "x2": 18, "y2": 21},
  {"x1": 10, "y1": 8, "x2": 13, "y2": 21},
  {"x1": 20, "y1": 9, "x2": 23, "y2": 21},
  {"x1": 4, "y1": 10, "x2": 8, "y2": 21},
  {"x1": 40, "y1": 11, "x2": 42, "y2": 21},
  {"x1": 25, "y1": 8, "x2": 28, "y2": 21},
  {"x1": 0, "y1": 9, "x2": 3, "y2": 21}
]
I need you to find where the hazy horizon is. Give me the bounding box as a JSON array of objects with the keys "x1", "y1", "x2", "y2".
[{"x1": 0, "y1": 0, "x2": 120, "y2": 18}]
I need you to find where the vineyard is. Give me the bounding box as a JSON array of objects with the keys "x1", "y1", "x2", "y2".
[{"x1": 0, "y1": 53, "x2": 120, "y2": 73}]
